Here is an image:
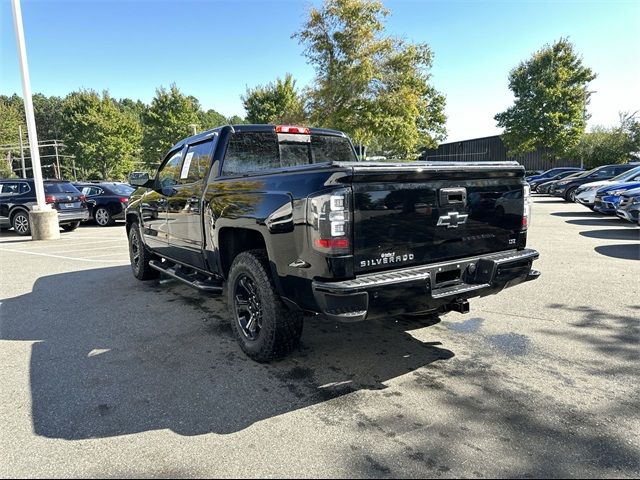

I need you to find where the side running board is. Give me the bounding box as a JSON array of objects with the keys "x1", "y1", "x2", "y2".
[{"x1": 149, "y1": 260, "x2": 223, "y2": 294}]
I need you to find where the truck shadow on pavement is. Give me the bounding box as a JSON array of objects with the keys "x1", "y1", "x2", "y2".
[{"x1": 0, "y1": 266, "x2": 454, "y2": 439}]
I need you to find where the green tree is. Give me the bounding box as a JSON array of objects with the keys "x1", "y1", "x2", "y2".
[
  {"x1": 0, "y1": 96, "x2": 26, "y2": 150},
  {"x1": 32, "y1": 94, "x2": 64, "y2": 141},
  {"x1": 227, "y1": 115, "x2": 248, "y2": 125},
  {"x1": 199, "y1": 108, "x2": 228, "y2": 130},
  {"x1": 0, "y1": 154, "x2": 17, "y2": 179},
  {"x1": 0, "y1": 96, "x2": 26, "y2": 177},
  {"x1": 242, "y1": 73, "x2": 306, "y2": 124},
  {"x1": 62, "y1": 90, "x2": 142, "y2": 180},
  {"x1": 294, "y1": 0, "x2": 446, "y2": 157},
  {"x1": 570, "y1": 112, "x2": 640, "y2": 168},
  {"x1": 495, "y1": 38, "x2": 597, "y2": 159},
  {"x1": 141, "y1": 84, "x2": 200, "y2": 166}
]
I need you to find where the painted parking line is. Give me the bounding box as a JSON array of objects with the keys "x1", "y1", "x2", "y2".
[
  {"x1": 81, "y1": 252, "x2": 130, "y2": 258},
  {"x1": 44, "y1": 245, "x2": 127, "y2": 255},
  {"x1": 0, "y1": 246, "x2": 128, "y2": 263},
  {"x1": 1, "y1": 239, "x2": 125, "y2": 251}
]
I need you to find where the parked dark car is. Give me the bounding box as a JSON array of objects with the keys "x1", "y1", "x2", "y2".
[
  {"x1": 593, "y1": 181, "x2": 640, "y2": 214},
  {"x1": 74, "y1": 182, "x2": 135, "y2": 226},
  {"x1": 550, "y1": 164, "x2": 638, "y2": 202},
  {"x1": 525, "y1": 167, "x2": 582, "y2": 184},
  {"x1": 529, "y1": 170, "x2": 583, "y2": 192},
  {"x1": 0, "y1": 179, "x2": 89, "y2": 236},
  {"x1": 126, "y1": 124, "x2": 539, "y2": 362},
  {"x1": 536, "y1": 171, "x2": 586, "y2": 194},
  {"x1": 615, "y1": 187, "x2": 640, "y2": 225}
]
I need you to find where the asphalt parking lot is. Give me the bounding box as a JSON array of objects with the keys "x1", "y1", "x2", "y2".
[{"x1": 1, "y1": 197, "x2": 638, "y2": 478}]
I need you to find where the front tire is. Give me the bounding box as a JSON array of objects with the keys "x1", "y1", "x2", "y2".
[
  {"x1": 128, "y1": 222, "x2": 158, "y2": 280},
  {"x1": 11, "y1": 211, "x2": 31, "y2": 236},
  {"x1": 95, "y1": 207, "x2": 114, "y2": 226},
  {"x1": 62, "y1": 221, "x2": 80, "y2": 232},
  {"x1": 565, "y1": 187, "x2": 577, "y2": 202},
  {"x1": 228, "y1": 250, "x2": 303, "y2": 362}
]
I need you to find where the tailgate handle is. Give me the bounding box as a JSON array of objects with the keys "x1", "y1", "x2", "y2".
[{"x1": 439, "y1": 188, "x2": 467, "y2": 206}]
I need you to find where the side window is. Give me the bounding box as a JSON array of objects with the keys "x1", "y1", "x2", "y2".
[
  {"x1": 222, "y1": 132, "x2": 279, "y2": 176},
  {"x1": 0, "y1": 183, "x2": 20, "y2": 195},
  {"x1": 82, "y1": 187, "x2": 100, "y2": 196},
  {"x1": 158, "y1": 150, "x2": 184, "y2": 188},
  {"x1": 19, "y1": 183, "x2": 31, "y2": 194},
  {"x1": 179, "y1": 140, "x2": 213, "y2": 184}
]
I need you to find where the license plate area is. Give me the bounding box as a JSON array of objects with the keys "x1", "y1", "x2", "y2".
[{"x1": 59, "y1": 202, "x2": 81, "y2": 209}]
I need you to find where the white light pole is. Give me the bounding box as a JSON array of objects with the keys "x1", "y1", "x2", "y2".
[{"x1": 12, "y1": 0, "x2": 59, "y2": 239}]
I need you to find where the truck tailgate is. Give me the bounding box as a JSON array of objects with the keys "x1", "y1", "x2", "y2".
[{"x1": 341, "y1": 162, "x2": 527, "y2": 273}]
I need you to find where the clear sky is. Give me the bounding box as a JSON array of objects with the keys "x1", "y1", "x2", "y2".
[{"x1": 1, "y1": 0, "x2": 639, "y2": 142}]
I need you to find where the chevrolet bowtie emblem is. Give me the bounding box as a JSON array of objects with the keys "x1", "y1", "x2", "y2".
[{"x1": 437, "y1": 211, "x2": 468, "y2": 228}]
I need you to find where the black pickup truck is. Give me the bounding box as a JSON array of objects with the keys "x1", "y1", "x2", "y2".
[{"x1": 127, "y1": 124, "x2": 540, "y2": 361}]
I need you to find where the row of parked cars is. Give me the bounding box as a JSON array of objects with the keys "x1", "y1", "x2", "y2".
[
  {"x1": 526, "y1": 163, "x2": 640, "y2": 224},
  {"x1": 0, "y1": 178, "x2": 134, "y2": 236}
]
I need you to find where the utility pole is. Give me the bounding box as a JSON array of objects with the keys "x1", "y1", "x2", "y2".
[
  {"x1": 54, "y1": 140, "x2": 61, "y2": 179},
  {"x1": 12, "y1": 0, "x2": 59, "y2": 239},
  {"x1": 18, "y1": 125, "x2": 26, "y2": 177}
]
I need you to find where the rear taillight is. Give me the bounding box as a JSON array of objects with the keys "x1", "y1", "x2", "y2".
[
  {"x1": 522, "y1": 184, "x2": 531, "y2": 229},
  {"x1": 275, "y1": 125, "x2": 310, "y2": 134},
  {"x1": 119, "y1": 197, "x2": 129, "y2": 203},
  {"x1": 45, "y1": 195, "x2": 55, "y2": 204},
  {"x1": 307, "y1": 188, "x2": 351, "y2": 255}
]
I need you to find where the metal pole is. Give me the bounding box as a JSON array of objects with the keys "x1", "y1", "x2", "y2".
[
  {"x1": 72, "y1": 157, "x2": 77, "y2": 181},
  {"x1": 18, "y1": 125, "x2": 26, "y2": 177},
  {"x1": 54, "y1": 141, "x2": 60, "y2": 179},
  {"x1": 11, "y1": 0, "x2": 47, "y2": 209}
]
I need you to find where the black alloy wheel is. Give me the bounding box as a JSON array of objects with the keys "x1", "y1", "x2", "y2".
[
  {"x1": 128, "y1": 223, "x2": 157, "y2": 280},
  {"x1": 233, "y1": 275, "x2": 264, "y2": 341}
]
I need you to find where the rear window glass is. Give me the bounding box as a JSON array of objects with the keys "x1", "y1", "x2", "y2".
[
  {"x1": 44, "y1": 182, "x2": 80, "y2": 194},
  {"x1": 223, "y1": 132, "x2": 280, "y2": 175},
  {"x1": 311, "y1": 135, "x2": 357, "y2": 163},
  {"x1": 222, "y1": 131, "x2": 356, "y2": 175},
  {"x1": 110, "y1": 184, "x2": 135, "y2": 195}
]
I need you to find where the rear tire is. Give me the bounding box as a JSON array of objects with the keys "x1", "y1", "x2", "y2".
[
  {"x1": 128, "y1": 222, "x2": 158, "y2": 280},
  {"x1": 95, "y1": 207, "x2": 114, "y2": 226},
  {"x1": 62, "y1": 221, "x2": 80, "y2": 232},
  {"x1": 11, "y1": 211, "x2": 31, "y2": 236},
  {"x1": 228, "y1": 249, "x2": 303, "y2": 362}
]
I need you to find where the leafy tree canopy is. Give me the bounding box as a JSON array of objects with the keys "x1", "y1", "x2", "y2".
[
  {"x1": 495, "y1": 38, "x2": 596, "y2": 159},
  {"x1": 294, "y1": 0, "x2": 446, "y2": 157},
  {"x1": 62, "y1": 90, "x2": 142, "y2": 180},
  {"x1": 570, "y1": 112, "x2": 640, "y2": 168},
  {"x1": 141, "y1": 84, "x2": 200, "y2": 166},
  {"x1": 242, "y1": 73, "x2": 306, "y2": 125}
]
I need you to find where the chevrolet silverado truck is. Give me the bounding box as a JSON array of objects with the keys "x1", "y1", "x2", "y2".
[{"x1": 126, "y1": 124, "x2": 540, "y2": 361}]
